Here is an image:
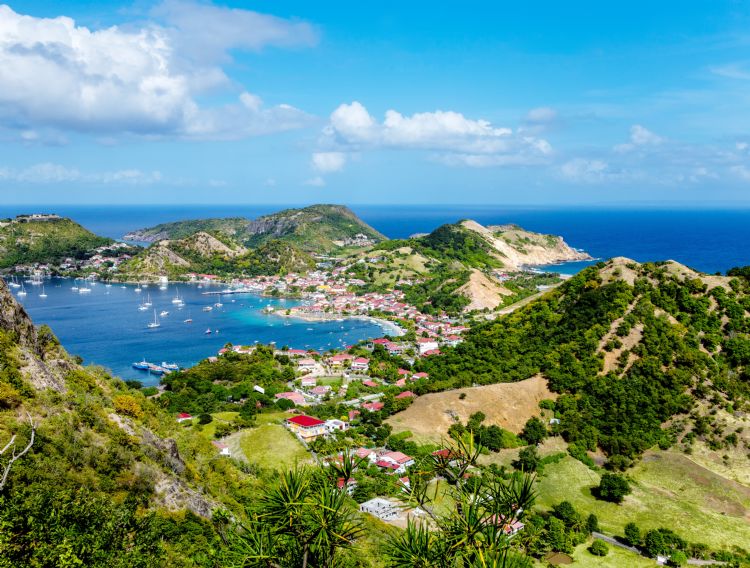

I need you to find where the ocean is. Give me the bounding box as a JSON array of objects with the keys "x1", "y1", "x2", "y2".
[{"x1": 3, "y1": 204, "x2": 750, "y2": 380}]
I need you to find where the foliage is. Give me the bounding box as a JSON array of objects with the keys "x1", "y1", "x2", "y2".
[
  {"x1": 588, "y1": 539, "x2": 609, "y2": 556},
  {"x1": 595, "y1": 473, "x2": 631, "y2": 503}
]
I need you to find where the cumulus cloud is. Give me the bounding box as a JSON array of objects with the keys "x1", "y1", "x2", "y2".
[
  {"x1": 0, "y1": 163, "x2": 162, "y2": 184},
  {"x1": 560, "y1": 158, "x2": 610, "y2": 182},
  {"x1": 312, "y1": 151, "x2": 347, "y2": 173},
  {"x1": 319, "y1": 101, "x2": 552, "y2": 168},
  {"x1": 0, "y1": 3, "x2": 314, "y2": 139}
]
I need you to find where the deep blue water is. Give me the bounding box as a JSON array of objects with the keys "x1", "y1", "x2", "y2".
[
  {"x1": 1, "y1": 204, "x2": 748, "y2": 274},
  {"x1": 10, "y1": 278, "x2": 387, "y2": 385}
]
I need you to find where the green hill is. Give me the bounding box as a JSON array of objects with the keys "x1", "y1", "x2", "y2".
[
  {"x1": 0, "y1": 215, "x2": 113, "y2": 269},
  {"x1": 124, "y1": 204, "x2": 385, "y2": 253},
  {"x1": 420, "y1": 257, "x2": 750, "y2": 467}
]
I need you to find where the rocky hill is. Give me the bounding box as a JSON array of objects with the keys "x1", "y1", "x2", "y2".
[
  {"x1": 0, "y1": 215, "x2": 113, "y2": 269},
  {"x1": 124, "y1": 204, "x2": 385, "y2": 252}
]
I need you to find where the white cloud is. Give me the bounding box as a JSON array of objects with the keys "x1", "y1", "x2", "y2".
[
  {"x1": 525, "y1": 107, "x2": 557, "y2": 123},
  {"x1": 312, "y1": 151, "x2": 346, "y2": 173},
  {"x1": 709, "y1": 62, "x2": 750, "y2": 80},
  {"x1": 614, "y1": 124, "x2": 663, "y2": 152},
  {"x1": 730, "y1": 165, "x2": 750, "y2": 181},
  {"x1": 560, "y1": 158, "x2": 610, "y2": 182},
  {"x1": 0, "y1": 162, "x2": 162, "y2": 184},
  {"x1": 0, "y1": 4, "x2": 314, "y2": 139},
  {"x1": 320, "y1": 101, "x2": 552, "y2": 167}
]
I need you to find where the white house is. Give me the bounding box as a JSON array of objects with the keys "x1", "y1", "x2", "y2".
[
  {"x1": 359, "y1": 498, "x2": 400, "y2": 521},
  {"x1": 417, "y1": 338, "x2": 439, "y2": 354}
]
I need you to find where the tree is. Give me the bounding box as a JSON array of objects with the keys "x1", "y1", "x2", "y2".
[
  {"x1": 521, "y1": 417, "x2": 547, "y2": 445},
  {"x1": 198, "y1": 413, "x2": 213, "y2": 425},
  {"x1": 624, "y1": 522, "x2": 641, "y2": 547},
  {"x1": 669, "y1": 551, "x2": 688, "y2": 566},
  {"x1": 513, "y1": 446, "x2": 539, "y2": 472},
  {"x1": 589, "y1": 539, "x2": 609, "y2": 556},
  {"x1": 644, "y1": 529, "x2": 667, "y2": 558},
  {"x1": 586, "y1": 514, "x2": 599, "y2": 534},
  {"x1": 596, "y1": 473, "x2": 631, "y2": 503},
  {"x1": 0, "y1": 414, "x2": 35, "y2": 491}
]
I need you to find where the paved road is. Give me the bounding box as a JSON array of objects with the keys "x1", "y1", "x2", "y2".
[{"x1": 592, "y1": 532, "x2": 726, "y2": 566}]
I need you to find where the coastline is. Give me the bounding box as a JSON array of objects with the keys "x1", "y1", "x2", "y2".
[{"x1": 269, "y1": 310, "x2": 405, "y2": 338}]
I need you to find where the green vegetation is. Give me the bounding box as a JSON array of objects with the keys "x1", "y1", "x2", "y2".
[
  {"x1": 237, "y1": 413, "x2": 311, "y2": 470},
  {"x1": 595, "y1": 472, "x2": 631, "y2": 503},
  {"x1": 0, "y1": 217, "x2": 113, "y2": 268}
]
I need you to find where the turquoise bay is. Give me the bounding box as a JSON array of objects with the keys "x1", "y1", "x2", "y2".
[{"x1": 12, "y1": 277, "x2": 387, "y2": 385}]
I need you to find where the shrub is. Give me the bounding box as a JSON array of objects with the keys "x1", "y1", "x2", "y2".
[
  {"x1": 596, "y1": 472, "x2": 631, "y2": 503},
  {"x1": 624, "y1": 522, "x2": 641, "y2": 546},
  {"x1": 589, "y1": 539, "x2": 609, "y2": 556},
  {"x1": 586, "y1": 513, "x2": 599, "y2": 534},
  {"x1": 512, "y1": 446, "x2": 539, "y2": 472},
  {"x1": 113, "y1": 395, "x2": 144, "y2": 419},
  {"x1": 521, "y1": 416, "x2": 547, "y2": 445},
  {"x1": 669, "y1": 551, "x2": 688, "y2": 566},
  {"x1": 198, "y1": 413, "x2": 213, "y2": 425}
]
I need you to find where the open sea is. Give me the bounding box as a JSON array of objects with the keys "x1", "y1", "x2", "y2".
[{"x1": 3, "y1": 204, "x2": 750, "y2": 382}]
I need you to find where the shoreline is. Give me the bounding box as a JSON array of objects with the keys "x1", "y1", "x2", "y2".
[{"x1": 270, "y1": 310, "x2": 405, "y2": 337}]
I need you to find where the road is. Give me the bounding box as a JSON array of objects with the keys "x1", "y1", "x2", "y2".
[{"x1": 592, "y1": 532, "x2": 726, "y2": 566}]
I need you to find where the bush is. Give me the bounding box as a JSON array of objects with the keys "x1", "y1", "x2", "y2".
[
  {"x1": 198, "y1": 413, "x2": 213, "y2": 425},
  {"x1": 669, "y1": 551, "x2": 687, "y2": 566},
  {"x1": 521, "y1": 416, "x2": 547, "y2": 445},
  {"x1": 586, "y1": 513, "x2": 599, "y2": 534},
  {"x1": 596, "y1": 472, "x2": 631, "y2": 503},
  {"x1": 589, "y1": 539, "x2": 609, "y2": 556},
  {"x1": 512, "y1": 446, "x2": 539, "y2": 472},
  {"x1": 113, "y1": 394, "x2": 144, "y2": 419}
]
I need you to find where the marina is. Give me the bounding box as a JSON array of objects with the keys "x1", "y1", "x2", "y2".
[{"x1": 7, "y1": 276, "x2": 389, "y2": 385}]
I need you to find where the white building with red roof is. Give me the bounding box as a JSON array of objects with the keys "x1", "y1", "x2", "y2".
[{"x1": 285, "y1": 414, "x2": 327, "y2": 440}]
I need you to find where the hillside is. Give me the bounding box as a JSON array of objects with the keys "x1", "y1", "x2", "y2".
[
  {"x1": 118, "y1": 234, "x2": 315, "y2": 280},
  {"x1": 0, "y1": 279, "x2": 254, "y2": 565},
  {"x1": 124, "y1": 204, "x2": 385, "y2": 252},
  {"x1": 418, "y1": 257, "x2": 750, "y2": 468},
  {"x1": 365, "y1": 220, "x2": 586, "y2": 314},
  {"x1": 0, "y1": 215, "x2": 114, "y2": 269}
]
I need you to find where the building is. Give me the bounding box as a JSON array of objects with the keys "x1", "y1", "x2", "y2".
[
  {"x1": 336, "y1": 477, "x2": 357, "y2": 495},
  {"x1": 378, "y1": 451, "x2": 415, "y2": 474},
  {"x1": 417, "y1": 338, "x2": 439, "y2": 354},
  {"x1": 325, "y1": 418, "x2": 348, "y2": 432},
  {"x1": 395, "y1": 391, "x2": 416, "y2": 399},
  {"x1": 297, "y1": 358, "x2": 317, "y2": 371},
  {"x1": 361, "y1": 401, "x2": 384, "y2": 412},
  {"x1": 300, "y1": 376, "x2": 317, "y2": 388},
  {"x1": 212, "y1": 441, "x2": 231, "y2": 456},
  {"x1": 359, "y1": 497, "x2": 400, "y2": 521},
  {"x1": 176, "y1": 412, "x2": 193, "y2": 423},
  {"x1": 285, "y1": 415, "x2": 327, "y2": 440},
  {"x1": 351, "y1": 357, "x2": 370, "y2": 371}
]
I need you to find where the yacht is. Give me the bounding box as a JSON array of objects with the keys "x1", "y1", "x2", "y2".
[
  {"x1": 17, "y1": 285, "x2": 27, "y2": 297},
  {"x1": 147, "y1": 310, "x2": 160, "y2": 329},
  {"x1": 205, "y1": 328, "x2": 212, "y2": 334},
  {"x1": 159, "y1": 310, "x2": 169, "y2": 317},
  {"x1": 214, "y1": 302, "x2": 223, "y2": 308},
  {"x1": 39, "y1": 286, "x2": 47, "y2": 298},
  {"x1": 202, "y1": 306, "x2": 212, "y2": 312},
  {"x1": 171, "y1": 289, "x2": 183, "y2": 304},
  {"x1": 161, "y1": 362, "x2": 179, "y2": 371},
  {"x1": 132, "y1": 359, "x2": 150, "y2": 371},
  {"x1": 78, "y1": 286, "x2": 91, "y2": 294},
  {"x1": 143, "y1": 293, "x2": 152, "y2": 307}
]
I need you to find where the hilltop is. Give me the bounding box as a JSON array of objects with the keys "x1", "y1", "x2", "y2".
[
  {"x1": 124, "y1": 204, "x2": 386, "y2": 252},
  {"x1": 0, "y1": 214, "x2": 115, "y2": 270}
]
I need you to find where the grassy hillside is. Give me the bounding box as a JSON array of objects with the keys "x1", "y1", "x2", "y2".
[
  {"x1": 124, "y1": 204, "x2": 385, "y2": 253},
  {"x1": 420, "y1": 258, "x2": 750, "y2": 467},
  {"x1": 0, "y1": 217, "x2": 113, "y2": 268}
]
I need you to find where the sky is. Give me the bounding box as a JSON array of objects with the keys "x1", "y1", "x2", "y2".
[{"x1": 2, "y1": 1, "x2": 750, "y2": 205}]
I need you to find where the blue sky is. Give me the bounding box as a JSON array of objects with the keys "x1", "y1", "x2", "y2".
[{"x1": 2, "y1": 1, "x2": 750, "y2": 205}]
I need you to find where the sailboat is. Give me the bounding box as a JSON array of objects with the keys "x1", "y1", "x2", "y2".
[
  {"x1": 138, "y1": 299, "x2": 148, "y2": 311},
  {"x1": 147, "y1": 309, "x2": 160, "y2": 329},
  {"x1": 39, "y1": 286, "x2": 47, "y2": 298},
  {"x1": 160, "y1": 310, "x2": 169, "y2": 317},
  {"x1": 8, "y1": 276, "x2": 20, "y2": 289},
  {"x1": 204, "y1": 328, "x2": 212, "y2": 334},
  {"x1": 172, "y1": 288, "x2": 184, "y2": 305},
  {"x1": 17, "y1": 284, "x2": 27, "y2": 296},
  {"x1": 143, "y1": 293, "x2": 152, "y2": 307}
]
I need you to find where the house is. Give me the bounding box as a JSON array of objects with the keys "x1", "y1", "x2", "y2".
[
  {"x1": 328, "y1": 353, "x2": 354, "y2": 366},
  {"x1": 395, "y1": 391, "x2": 415, "y2": 399},
  {"x1": 398, "y1": 476, "x2": 411, "y2": 491},
  {"x1": 310, "y1": 385, "x2": 331, "y2": 398},
  {"x1": 285, "y1": 415, "x2": 327, "y2": 440},
  {"x1": 444, "y1": 335, "x2": 463, "y2": 347},
  {"x1": 355, "y1": 447, "x2": 378, "y2": 463},
  {"x1": 486, "y1": 515, "x2": 525, "y2": 536},
  {"x1": 336, "y1": 477, "x2": 357, "y2": 495},
  {"x1": 297, "y1": 358, "x2": 317, "y2": 371},
  {"x1": 395, "y1": 378, "x2": 406, "y2": 387},
  {"x1": 359, "y1": 497, "x2": 399, "y2": 521},
  {"x1": 362, "y1": 379, "x2": 378, "y2": 388},
  {"x1": 301, "y1": 376, "x2": 317, "y2": 388},
  {"x1": 212, "y1": 441, "x2": 231, "y2": 457},
  {"x1": 348, "y1": 410, "x2": 361, "y2": 421},
  {"x1": 422, "y1": 349, "x2": 441, "y2": 357},
  {"x1": 176, "y1": 412, "x2": 193, "y2": 423},
  {"x1": 351, "y1": 357, "x2": 370, "y2": 371},
  {"x1": 325, "y1": 419, "x2": 348, "y2": 432},
  {"x1": 417, "y1": 338, "x2": 439, "y2": 354},
  {"x1": 286, "y1": 349, "x2": 309, "y2": 357},
  {"x1": 275, "y1": 392, "x2": 306, "y2": 406},
  {"x1": 411, "y1": 372, "x2": 429, "y2": 381},
  {"x1": 253, "y1": 385, "x2": 265, "y2": 394},
  {"x1": 361, "y1": 401, "x2": 384, "y2": 412},
  {"x1": 379, "y1": 451, "x2": 415, "y2": 474}
]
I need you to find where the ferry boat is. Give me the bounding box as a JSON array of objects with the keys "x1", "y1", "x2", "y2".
[
  {"x1": 147, "y1": 310, "x2": 160, "y2": 329},
  {"x1": 132, "y1": 359, "x2": 150, "y2": 370},
  {"x1": 161, "y1": 362, "x2": 180, "y2": 371},
  {"x1": 148, "y1": 364, "x2": 165, "y2": 376}
]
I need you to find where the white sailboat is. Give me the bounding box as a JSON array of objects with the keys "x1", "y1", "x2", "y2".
[
  {"x1": 17, "y1": 284, "x2": 27, "y2": 296},
  {"x1": 144, "y1": 293, "x2": 152, "y2": 307},
  {"x1": 147, "y1": 309, "x2": 160, "y2": 329},
  {"x1": 39, "y1": 286, "x2": 47, "y2": 298},
  {"x1": 171, "y1": 289, "x2": 183, "y2": 304}
]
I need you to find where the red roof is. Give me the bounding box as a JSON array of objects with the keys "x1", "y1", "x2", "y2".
[
  {"x1": 286, "y1": 415, "x2": 325, "y2": 428},
  {"x1": 395, "y1": 391, "x2": 416, "y2": 399},
  {"x1": 372, "y1": 338, "x2": 390, "y2": 344},
  {"x1": 177, "y1": 412, "x2": 192, "y2": 419},
  {"x1": 362, "y1": 379, "x2": 378, "y2": 387},
  {"x1": 362, "y1": 401, "x2": 384, "y2": 412},
  {"x1": 422, "y1": 349, "x2": 441, "y2": 356},
  {"x1": 375, "y1": 459, "x2": 399, "y2": 470}
]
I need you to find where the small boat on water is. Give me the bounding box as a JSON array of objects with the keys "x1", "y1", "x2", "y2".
[
  {"x1": 205, "y1": 328, "x2": 212, "y2": 334},
  {"x1": 214, "y1": 302, "x2": 223, "y2": 308},
  {"x1": 147, "y1": 310, "x2": 160, "y2": 329},
  {"x1": 161, "y1": 362, "x2": 179, "y2": 371},
  {"x1": 79, "y1": 287, "x2": 91, "y2": 294},
  {"x1": 143, "y1": 293, "x2": 152, "y2": 307},
  {"x1": 202, "y1": 306, "x2": 212, "y2": 312},
  {"x1": 39, "y1": 286, "x2": 47, "y2": 298},
  {"x1": 172, "y1": 289, "x2": 183, "y2": 304},
  {"x1": 132, "y1": 359, "x2": 150, "y2": 371},
  {"x1": 134, "y1": 285, "x2": 142, "y2": 293},
  {"x1": 17, "y1": 285, "x2": 27, "y2": 297},
  {"x1": 160, "y1": 310, "x2": 169, "y2": 317},
  {"x1": 138, "y1": 302, "x2": 148, "y2": 311}
]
